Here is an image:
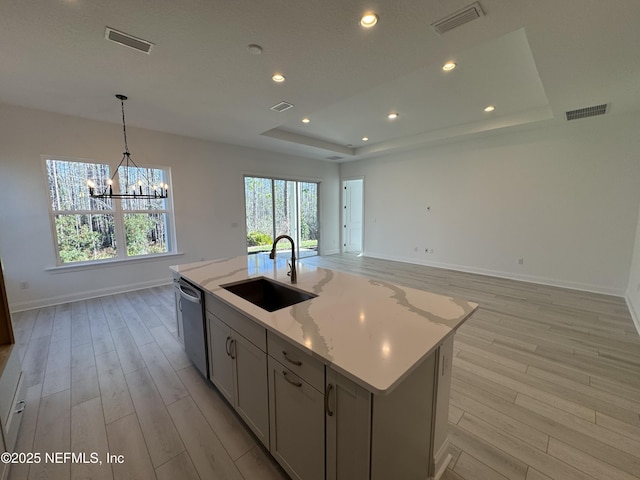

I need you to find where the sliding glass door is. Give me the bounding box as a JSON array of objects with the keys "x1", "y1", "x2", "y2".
[{"x1": 245, "y1": 176, "x2": 319, "y2": 258}]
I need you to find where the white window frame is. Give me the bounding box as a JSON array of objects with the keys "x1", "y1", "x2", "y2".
[{"x1": 43, "y1": 155, "x2": 177, "y2": 267}]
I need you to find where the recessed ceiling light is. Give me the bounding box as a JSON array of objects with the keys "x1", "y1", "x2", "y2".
[
  {"x1": 484, "y1": 105, "x2": 495, "y2": 112},
  {"x1": 247, "y1": 44, "x2": 263, "y2": 55},
  {"x1": 387, "y1": 112, "x2": 399, "y2": 120},
  {"x1": 302, "y1": 118, "x2": 310, "y2": 124},
  {"x1": 360, "y1": 13, "x2": 379, "y2": 28},
  {"x1": 362, "y1": 137, "x2": 369, "y2": 141},
  {"x1": 272, "y1": 74, "x2": 286, "y2": 83},
  {"x1": 442, "y1": 62, "x2": 456, "y2": 71}
]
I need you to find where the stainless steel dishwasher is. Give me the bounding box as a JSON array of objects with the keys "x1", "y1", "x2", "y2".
[{"x1": 176, "y1": 277, "x2": 209, "y2": 378}]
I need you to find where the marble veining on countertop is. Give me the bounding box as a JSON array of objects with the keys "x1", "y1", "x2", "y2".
[{"x1": 171, "y1": 254, "x2": 478, "y2": 394}]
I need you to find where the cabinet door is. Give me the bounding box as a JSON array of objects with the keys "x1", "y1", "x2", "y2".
[
  {"x1": 206, "y1": 313, "x2": 234, "y2": 403},
  {"x1": 326, "y1": 369, "x2": 371, "y2": 480},
  {"x1": 268, "y1": 357, "x2": 324, "y2": 480},
  {"x1": 234, "y1": 334, "x2": 269, "y2": 448}
]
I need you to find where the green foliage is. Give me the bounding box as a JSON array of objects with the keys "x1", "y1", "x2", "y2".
[
  {"x1": 55, "y1": 215, "x2": 115, "y2": 263},
  {"x1": 125, "y1": 214, "x2": 156, "y2": 256},
  {"x1": 247, "y1": 231, "x2": 273, "y2": 247}
]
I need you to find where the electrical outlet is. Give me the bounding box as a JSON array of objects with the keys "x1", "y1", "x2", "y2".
[
  {"x1": 518, "y1": 258, "x2": 524, "y2": 265},
  {"x1": 19, "y1": 281, "x2": 29, "y2": 290}
]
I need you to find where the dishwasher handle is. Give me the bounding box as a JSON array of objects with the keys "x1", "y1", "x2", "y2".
[{"x1": 178, "y1": 283, "x2": 201, "y2": 304}]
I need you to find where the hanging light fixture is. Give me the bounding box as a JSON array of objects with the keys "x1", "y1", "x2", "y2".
[{"x1": 87, "y1": 94, "x2": 168, "y2": 199}]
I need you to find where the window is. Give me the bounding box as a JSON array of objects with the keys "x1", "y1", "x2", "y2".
[
  {"x1": 244, "y1": 176, "x2": 319, "y2": 258},
  {"x1": 45, "y1": 158, "x2": 174, "y2": 265}
]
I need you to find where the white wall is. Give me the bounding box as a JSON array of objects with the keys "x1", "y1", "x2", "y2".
[
  {"x1": 340, "y1": 113, "x2": 640, "y2": 295},
  {"x1": 626, "y1": 207, "x2": 640, "y2": 331},
  {"x1": 0, "y1": 103, "x2": 340, "y2": 310}
]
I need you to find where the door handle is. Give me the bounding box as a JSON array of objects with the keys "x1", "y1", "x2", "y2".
[
  {"x1": 225, "y1": 336, "x2": 232, "y2": 357},
  {"x1": 14, "y1": 400, "x2": 26, "y2": 414},
  {"x1": 325, "y1": 383, "x2": 334, "y2": 416},
  {"x1": 178, "y1": 284, "x2": 201, "y2": 303}
]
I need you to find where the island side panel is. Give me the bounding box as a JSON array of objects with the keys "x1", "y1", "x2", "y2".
[
  {"x1": 370, "y1": 352, "x2": 437, "y2": 480},
  {"x1": 432, "y1": 336, "x2": 454, "y2": 479}
]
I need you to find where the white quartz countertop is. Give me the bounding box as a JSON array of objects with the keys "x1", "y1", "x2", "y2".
[{"x1": 171, "y1": 255, "x2": 478, "y2": 394}]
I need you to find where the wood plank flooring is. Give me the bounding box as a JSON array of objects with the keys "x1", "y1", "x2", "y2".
[
  {"x1": 8, "y1": 253, "x2": 640, "y2": 480},
  {"x1": 304, "y1": 254, "x2": 640, "y2": 480}
]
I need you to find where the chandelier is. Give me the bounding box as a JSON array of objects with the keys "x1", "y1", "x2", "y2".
[{"x1": 87, "y1": 94, "x2": 168, "y2": 199}]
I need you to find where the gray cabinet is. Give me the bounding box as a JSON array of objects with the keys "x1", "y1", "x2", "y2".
[
  {"x1": 206, "y1": 312, "x2": 234, "y2": 403},
  {"x1": 206, "y1": 304, "x2": 269, "y2": 448},
  {"x1": 325, "y1": 370, "x2": 371, "y2": 480},
  {"x1": 0, "y1": 346, "x2": 25, "y2": 480},
  {"x1": 326, "y1": 336, "x2": 454, "y2": 480},
  {"x1": 267, "y1": 356, "x2": 324, "y2": 480},
  {"x1": 234, "y1": 333, "x2": 269, "y2": 445},
  {"x1": 1, "y1": 256, "x2": 25, "y2": 480}
]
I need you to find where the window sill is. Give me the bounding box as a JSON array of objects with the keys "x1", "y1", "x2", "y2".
[{"x1": 45, "y1": 252, "x2": 185, "y2": 273}]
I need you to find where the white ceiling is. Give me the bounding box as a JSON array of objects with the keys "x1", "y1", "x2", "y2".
[{"x1": 1, "y1": 0, "x2": 638, "y2": 162}]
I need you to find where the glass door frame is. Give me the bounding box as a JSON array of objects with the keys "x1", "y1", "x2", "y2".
[{"x1": 243, "y1": 175, "x2": 320, "y2": 259}]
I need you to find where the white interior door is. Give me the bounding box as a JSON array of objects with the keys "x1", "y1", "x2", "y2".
[{"x1": 343, "y1": 179, "x2": 363, "y2": 254}]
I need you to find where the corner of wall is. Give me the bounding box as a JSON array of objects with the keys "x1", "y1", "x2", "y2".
[{"x1": 624, "y1": 294, "x2": 640, "y2": 336}]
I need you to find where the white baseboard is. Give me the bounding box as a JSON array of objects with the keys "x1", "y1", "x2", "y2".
[
  {"x1": 625, "y1": 294, "x2": 640, "y2": 336},
  {"x1": 10, "y1": 278, "x2": 172, "y2": 313},
  {"x1": 362, "y1": 252, "x2": 626, "y2": 297},
  {"x1": 432, "y1": 438, "x2": 452, "y2": 480}
]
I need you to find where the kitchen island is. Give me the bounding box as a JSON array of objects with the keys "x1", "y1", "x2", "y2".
[{"x1": 171, "y1": 254, "x2": 477, "y2": 480}]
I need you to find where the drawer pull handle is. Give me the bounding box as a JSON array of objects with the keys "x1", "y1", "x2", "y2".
[
  {"x1": 282, "y1": 350, "x2": 302, "y2": 366},
  {"x1": 283, "y1": 371, "x2": 302, "y2": 387},
  {"x1": 14, "y1": 400, "x2": 26, "y2": 414},
  {"x1": 325, "y1": 383, "x2": 334, "y2": 417}
]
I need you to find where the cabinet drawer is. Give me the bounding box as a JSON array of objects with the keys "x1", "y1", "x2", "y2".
[
  {"x1": 4, "y1": 372, "x2": 25, "y2": 452},
  {"x1": 206, "y1": 293, "x2": 266, "y2": 351},
  {"x1": 268, "y1": 331, "x2": 324, "y2": 392}
]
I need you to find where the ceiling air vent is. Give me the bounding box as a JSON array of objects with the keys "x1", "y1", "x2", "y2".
[
  {"x1": 326, "y1": 156, "x2": 343, "y2": 161},
  {"x1": 565, "y1": 104, "x2": 608, "y2": 121},
  {"x1": 270, "y1": 101, "x2": 294, "y2": 112},
  {"x1": 431, "y1": 2, "x2": 485, "y2": 35},
  {"x1": 105, "y1": 27, "x2": 154, "y2": 54}
]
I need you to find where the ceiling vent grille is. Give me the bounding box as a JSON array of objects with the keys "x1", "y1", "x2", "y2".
[
  {"x1": 105, "y1": 27, "x2": 154, "y2": 54},
  {"x1": 431, "y1": 2, "x2": 485, "y2": 35},
  {"x1": 270, "y1": 101, "x2": 294, "y2": 112},
  {"x1": 565, "y1": 104, "x2": 608, "y2": 121},
  {"x1": 326, "y1": 156, "x2": 343, "y2": 161}
]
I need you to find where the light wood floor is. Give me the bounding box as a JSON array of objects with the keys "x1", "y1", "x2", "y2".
[{"x1": 8, "y1": 254, "x2": 640, "y2": 480}]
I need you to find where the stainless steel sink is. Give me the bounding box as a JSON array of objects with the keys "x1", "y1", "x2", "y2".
[{"x1": 221, "y1": 277, "x2": 317, "y2": 312}]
